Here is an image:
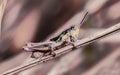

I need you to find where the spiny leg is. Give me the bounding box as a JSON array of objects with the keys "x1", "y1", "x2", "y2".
[{"x1": 69, "y1": 36, "x2": 78, "y2": 49}]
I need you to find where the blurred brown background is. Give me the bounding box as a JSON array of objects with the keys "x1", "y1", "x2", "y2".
[{"x1": 0, "y1": 0, "x2": 120, "y2": 75}]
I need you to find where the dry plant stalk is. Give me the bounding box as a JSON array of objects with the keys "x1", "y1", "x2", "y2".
[
  {"x1": 0, "y1": 0, "x2": 8, "y2": 36},
  {"x1": 2, "y1": 22, "x2": 120, "y2": 75}
]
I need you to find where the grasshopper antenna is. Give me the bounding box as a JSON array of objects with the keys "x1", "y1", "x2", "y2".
[{"x1": 80, "y1": 12, "x2": 89, "y2": 25}]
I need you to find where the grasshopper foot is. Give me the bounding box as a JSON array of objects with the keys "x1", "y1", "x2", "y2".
[
  {"x1": 50, "y1": 51, "x2": 56, "y2": 57},
  {"x1": 72, "y1": 43, "x2": 77, "y2": 50}
]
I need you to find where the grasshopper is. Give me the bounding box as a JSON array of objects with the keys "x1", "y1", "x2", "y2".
[{"x1": 23, "y1": 12, "x2": 88, "y2": 59}]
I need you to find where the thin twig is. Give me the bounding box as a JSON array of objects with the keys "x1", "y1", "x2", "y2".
[{"x1": 2, "y1": 22, "x2": 120, "y2": 75}]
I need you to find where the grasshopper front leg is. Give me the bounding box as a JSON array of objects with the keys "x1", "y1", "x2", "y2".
[{"x1": 68, "y1": 41, "x2": 77, "y2": 50}]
